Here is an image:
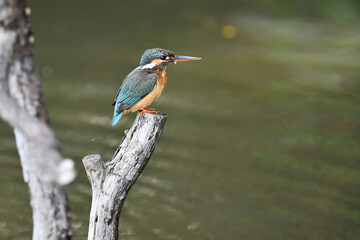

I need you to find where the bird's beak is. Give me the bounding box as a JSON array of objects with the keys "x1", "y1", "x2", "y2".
[{"x1": 170, "y1": 55, "x2": 202, "y2": 62}]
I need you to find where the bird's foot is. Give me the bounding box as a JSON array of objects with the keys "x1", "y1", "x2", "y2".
[{"x1": 139, "y1": 108, "x2": 157, "y2": 115}]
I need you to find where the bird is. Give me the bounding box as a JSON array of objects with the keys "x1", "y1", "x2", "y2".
[{"x1": 111, "y1": 48, "x2": 201, "y2": 126}]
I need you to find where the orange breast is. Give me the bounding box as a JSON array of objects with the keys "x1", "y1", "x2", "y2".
[{"x1": 127, "y1": 69, "x2": 167, "y2": 113}]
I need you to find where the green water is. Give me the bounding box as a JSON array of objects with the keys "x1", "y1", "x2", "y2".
[{"x1": 1, "y1": 1, "x2": 360, "y2": 239}]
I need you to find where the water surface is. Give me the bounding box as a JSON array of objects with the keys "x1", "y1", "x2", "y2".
[{"x1": 0, "y1": 1, "x2": 359, "y2": 239}]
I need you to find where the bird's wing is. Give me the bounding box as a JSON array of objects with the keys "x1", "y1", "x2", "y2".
[
  {"x1": 114, "y1": 68, "x2": 158, "y2": 112},
  {"x1": 112, "y1": 88, "x2": 121, "y2": 106}
]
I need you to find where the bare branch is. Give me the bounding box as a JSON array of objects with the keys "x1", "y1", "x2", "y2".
[
  {"x1": 0, "y1": 0, "x2": 75, "y2": 239},
  {"x1": 83, "y1": 112, "x2": 167, "y2": 240},
  {"x1": 0, "y1": 88, "x2": 76, "y2": 184}
]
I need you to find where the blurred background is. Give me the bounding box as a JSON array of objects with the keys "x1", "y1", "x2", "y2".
[{"x1": 0, "y1": 0, "x2": 360, "y2": 239}]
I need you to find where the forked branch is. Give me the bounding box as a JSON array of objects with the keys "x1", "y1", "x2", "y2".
[{"x1": 83, "y1": 112, "x2": 167, "y2": 240}]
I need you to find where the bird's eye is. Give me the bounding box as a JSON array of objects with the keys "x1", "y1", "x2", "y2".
[{"x1": 160, "y1": 56, "x2": 166, "y2": 60}]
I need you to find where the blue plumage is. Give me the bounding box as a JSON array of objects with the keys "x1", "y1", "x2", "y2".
[
  {"x1": 111, "y1": 67, "x2": 158, "y2": 126},
  {"x1": 111, "y1": 109, "x2": 123, "y2": 126},
  {"x1": 111, "y1": 48, "x2": 201, "y2": 126}
]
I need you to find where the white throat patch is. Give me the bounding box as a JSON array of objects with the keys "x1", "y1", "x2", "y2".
[{"x1": 142, "y1": 62, "x2": 157, "y2": 69}]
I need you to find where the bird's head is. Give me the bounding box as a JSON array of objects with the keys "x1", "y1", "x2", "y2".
[{"x1": 139, "y1": 48, "x2": 201, "y2": 70}]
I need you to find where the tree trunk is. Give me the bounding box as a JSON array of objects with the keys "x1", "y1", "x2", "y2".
[
  {"x1": 0, "y1": 1, "x2": 76, "y2": 239},
  {"x1": 83, "y1": 112, "x2": 167, "y2": 240}
]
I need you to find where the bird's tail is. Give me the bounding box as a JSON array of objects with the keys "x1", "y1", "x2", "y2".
[{"x1": 111, "y1": 111, "x2": 123, "y2": 126}]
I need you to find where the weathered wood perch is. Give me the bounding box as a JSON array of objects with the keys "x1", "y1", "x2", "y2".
[{"x1": 83, "y1": 112, "x2": 167, "y2": 240}]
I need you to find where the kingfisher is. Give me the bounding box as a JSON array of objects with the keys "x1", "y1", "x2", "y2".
[{"x1": 111, "y1": 48, "x2": 201, "y2": 126}]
